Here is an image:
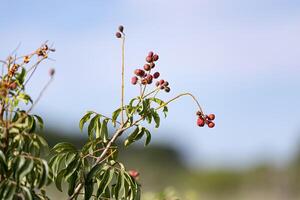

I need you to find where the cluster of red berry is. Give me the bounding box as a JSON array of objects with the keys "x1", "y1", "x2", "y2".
[
  {"x1": 131, "y1": 51, "x2": 170, "y2": 92},
  {"x1": 131, "y1": 51, "x2": 171, "y2": 93},
  {"x1": 196, "y1": 111, "x2": 215, "y2": 128}
]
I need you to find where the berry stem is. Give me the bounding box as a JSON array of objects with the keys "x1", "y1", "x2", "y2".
[
  {"x1": 27, "y1": 75, "x2": 54, "y2": 113},
  {"x1": 121, "y1": 35, "x2": 125, "y2": 125},
  {"x1": 143, "y1": 88, "x2": 160, "y2": 99},
  {"x1": 155, "y1": 92, "x2": 204, "y2": 114}
]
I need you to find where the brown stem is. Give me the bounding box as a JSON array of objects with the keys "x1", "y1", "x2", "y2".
[
  {"x1": 155, "y1": 92, "x2": 204, "y2": 114},
  {"x1": 67, "y1": 116, "x2": 144, "y2": 200},
  {"x1": 121, "y1": 36, "x2": 125, "y2": 125}
]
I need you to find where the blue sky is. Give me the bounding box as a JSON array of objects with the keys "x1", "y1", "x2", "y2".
[{"x1": 1, "y1": 0, "x2": 300, "y2": 168}]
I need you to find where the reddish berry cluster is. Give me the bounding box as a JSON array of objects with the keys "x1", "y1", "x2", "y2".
[
  {"x1": 196, "y1": 111, "x2": 215, "y2": 128},
  {"x1": 155, "y1": 79, "x2": 170, "y2": 92},
  {"x1": 131, "y1": 51, "x2": 170, "y2": 92}
]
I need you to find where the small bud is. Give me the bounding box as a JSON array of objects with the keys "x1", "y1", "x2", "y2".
[
  {"x1": 153, "y1": 72, "x2": 160, "y2": 79},
  {"x1": 196, "y1": 111, "x2": 202, "y2": 116},
  {"x1": 23, "y1": 56, "x2": 30, "y2": 63},
  {"x1": 131, "y1": 76, "x2": 138, "y2": 85},
  {"x1": 164, "y1": 87, "x2": 170, "y2": 93},
  {"x1": 146, "y1": 56, "x2": 153, "y2": 63},
  {"x1": 155, "y1": 81, "x2": 160, "y2": 87},
  {"x1": 116, "y1": 32, "x2": 122, "y2": 38},
  {"x1": 153, "y1": 54, "x2": 159, "y2": 61},
  {"x1": 143, "y1": 64, "x2": 151, "y2": 71},
  {"x1": 118, "y1": 25, "x2": 124, "y2": 32},
  {"x1": 148, "y1": 51, "x2": 154, "y2": 57},
  {"x1": 9, "y1": 82, "x2": 17, "y2": 90},
  {"x1": 160, "y1": 85, "x2": 165, "y2": 90},
  {"x1": 49, "y1": 68, "x2": 55, "y2": 76},
  {"x1": 208, "y1": 122, "x2": 215, "y2": 128}
]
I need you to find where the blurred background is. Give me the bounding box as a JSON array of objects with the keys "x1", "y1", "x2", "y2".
[{"x1": 1, "y1": 0, "x2": 300, "y2": 199}]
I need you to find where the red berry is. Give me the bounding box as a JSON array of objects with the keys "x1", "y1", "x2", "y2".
[
  {"x1": 116, "y1": 32, "x2": 122, "y2": 38},
  {"x1": 128, "y1": 170, "x2": 139, "y2": 179},
  {"x1": 208, "y1": 122, "x2": 215, "y2": 128},
  {"x1": 148, "y1": 51, "x2": 154, "y2": 57},
  {"x1": 159, "y1": 79, "x2": 165, "y2": 85},
  {"x1": 208, "y1": 114, "x2": 215, "y2": 120},
  {"x1": 146, "y1": 56, "x2": 153, "y2": 63},
  {"x1": 153, "y1": 54, "x2": 159, "y2": 61},
  {"x1": 143, "y1": 64, "x2": 151, "y2": 71},
  {"x1": 131, "y1": 76, "x2": 138, "y2": 85},
  {"x1": 118, "y1": 25, "x2": 124, "y2": 32},
  {"x1": 146, "y1": 75, "x2": 153, "y2": 84},
  {"x1": 153, "y1": 72, "x2": 160, "y2": 79},
  {"x1": 164, "y1": 87, "x2": 170, "y2": 93},
  {"x1": 197, "y1": 118, "x2": 205, "y2": 127},
  {"x1": 150, "y1": 63, "x2": 155, "y2": 68},
  {"x1": 146, "y1": 74, "x2": 153, "y2": 81},
  {"x1": 134, "y1": 69, "x2": 145, "y2": 77}
]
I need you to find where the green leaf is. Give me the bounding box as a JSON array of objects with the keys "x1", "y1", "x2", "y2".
[
  {"x1": 79, "y1": 111, "x2": 93, "y2": 132},
  {"x1": 55, "y1": 169, "x2": 66, "y2": 192},
  {"x1": 38, "y1": 160, "x2": 49, "y2": 188},
  {"x1": 84, "y1": 182, "x2": 94, "y2": 200},
  {"x1": 21, "y1": 186, "x2": 32, "y2": 200},
  {"x1": 52, "y1": 142, "x2": 77, "y2": 154},
  {"x1": 97, "y1": 168, "x2": 114, "y2": 198},
  {"x1": 86, "y1": 164, "x2": 103, "y2": 182},
  {"x1": 34, "y1": 115, "x2": 44, "y2": 129},
  {"x1": 18, "y1": 158, "x2": 34, "y2": 181},
  {"x1": 100, "y1": 119, "x2": 109, "y2": 142},
  {"x1": 17, "y1": 93, "x2": 33, "y2": 104},
  {"x1": 112, "y1": 108, "x2": 122, "y2": 126},
  {"x1": 13, "y1": 156, "x2": 26, "y2": 180},
  {"x1": 16, "y1": 67, "x2": 26, "y2": 84},
  {"x1": 115, "y1": 170, "x2": 125, "y2": 199},
  {"x1": 88, "y1": 115, "x2": 100, "y2": 139},
  {"x1": 151, "y1": 109, "x2": 160, "y2": 128},
  {"x1": 124, "y1": 126, "x2": 140, "y2": 147},
  {"x1": 3, "y1": 181, "x2": 16, "y2": 200},
  {"x1": 149, "y1": 97, "x2": 165, "y2": 106},
  {"x1": 64, "y1": 155, "x2": 80, "y2": 180},
  {"x1": 144, "y1": 129, "x2": 151, "y2": 146},
  {"x1": 0, "y1": 150, "x2": 7, "y2": 173},
  {"x1": 163, "y1": 106, "x2": 168, "y2": 118},
  {"x1": 67, "y1": 172, "x2": 78, "y2": 196}
]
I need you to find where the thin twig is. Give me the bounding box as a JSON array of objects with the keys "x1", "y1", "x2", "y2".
[
  {"x1": 121, "y1": 36, "x2": 125, "y2": 124},
  {"x1": 155, "y1": 92, "x2": 204, "y2": 114},
  {"x1": 27, "y1": 76, "x2": 54, "y2": 113}
]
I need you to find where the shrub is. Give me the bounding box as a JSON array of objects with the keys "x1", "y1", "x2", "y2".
[{"x1": 0, "y1": 26, "x2": 215, "y2": 200}]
